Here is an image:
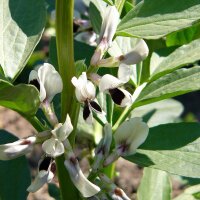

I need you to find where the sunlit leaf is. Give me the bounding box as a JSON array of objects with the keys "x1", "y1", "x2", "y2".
[
  {"x1": 125, "y1": 122, "x2": 200, "y2": 178},
  {"x1": 137, "y1": 168, "x2": 171, "y2": 200},
  {"x1": 0, "y1": 0, "x2": 46, "y2": 80},
  {"x1": 117, "y1": 0, "x2": 200, "y2": 39}
]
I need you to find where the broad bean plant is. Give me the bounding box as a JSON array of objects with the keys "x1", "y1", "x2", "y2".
[{"x1": 1, "y1": 0, "x2": 200, "y2": 199}]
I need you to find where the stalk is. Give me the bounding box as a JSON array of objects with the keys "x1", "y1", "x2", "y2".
[{"x1": 55, "y1": 0, "x2": 79, "y2": 199}]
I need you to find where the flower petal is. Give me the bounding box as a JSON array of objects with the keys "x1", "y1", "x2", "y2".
[
  {"x1": 83, "y1": 103, "x2": 93, "y2": 124},
  {"x1": 27, "y1": 170, "x2": 54, "y2": 193},
  {"x1": 42, "y1": 138, "x2": 64, "y2": 157},
  {"x1": 72, "y1": 73, "x2": 96, "y2": 102},
  {"x1": 64, "y1": 156, "x2": 100, "y2": 197},
  {"x1": 38, "y1": 63, "x2": 63, "y2": 102},
  {"x1": 99, "y1": 6, "x2": 119, "y2": 47},
  {"x1": 29, "y1": 70, "x2": 46, "y2": 102},
  {"x1": 109, "y1": 88, "x2": 132, "y2": 107},
  {"x1": 89, "y1": 100, "x2": 102, "y2": 113},
  {"x1": 118, "y1": 64, "x2": 131, "y2": 83},
  {"x1": 0, "y1": 136, "x2": 36, "y2": 160},
  {"x1": 99, "y1": 74, "x2": 123, "y2": 92},
  {"x1": 114, "y1": 118, "x2": 149, "y2": 155},
  {"x1": 52, "y1": 114, "x2": 73, "y2": 141},
  {"x1": 122, "y1": 39, "x2": 149, "y2": 65}
]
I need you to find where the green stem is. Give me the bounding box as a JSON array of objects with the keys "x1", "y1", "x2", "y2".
[
  {"x1": 56, "y1": 0, "x2": 75, "y2": 122},
  {"x1": 106, "y1": 95, "x2": 114, "y2": 126},
  {"x1": 56, "y1": 0, "x2": 79, "y2": 199},
  {"x1": 112, "y1": 105, "x2": 134, "y2": 132},
  {"x1": 22, "y1": 115, "x2": 45, "y2": 132},
  {"x1": 103, "y1": 163, "x2": 116, "y2": 179},
  {"x1": 136, "y1": 62, "x2": 142, "y2": 86}
]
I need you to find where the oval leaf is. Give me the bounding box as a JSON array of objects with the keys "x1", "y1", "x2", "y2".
[
  {"x1": 117, "y1": 0, "x2": 200, "y2": 39},
  {"x1": 0, "y1": 0, "x2": 46, "y2": 80},
  {"x1": 0, "y1": 79, "x2": 40, "y2": 116},
  {"x1": 125, "y1": 122, "x2": 200, "y2": 178},
  {"x1": 137, "y1": 168, "x2": 171, "y2": 200},
  {"x1": 136, "y1": 66, "x2": 200, "y2": 106},
  {"x1": 152, "y1": 38, "x2": 200, "y2": 79}
]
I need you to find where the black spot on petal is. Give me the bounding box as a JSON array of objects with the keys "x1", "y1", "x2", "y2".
[
  {"x1": 39, "y1": 157, "x2": 52, "y2": 171},
  {"x1": 90, "y1": 101, "x2": 102, "y2": 113},
  {"x1": 109, "y1": 88, "x2": 125, "y2": 106},
  {"x1": 83, "y1": 103, "x2": 91, "y2": 121},
  {"x1": 29, "y1": 79, "x2": 40, "y2": 91}
]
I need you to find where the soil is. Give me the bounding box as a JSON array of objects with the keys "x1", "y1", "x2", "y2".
[{"x1": 0, "y1": 106, "x2": 184, "y2": 200}]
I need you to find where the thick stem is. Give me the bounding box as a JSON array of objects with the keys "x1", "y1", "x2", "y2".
[
  {"x1": 56, "y1": 0, "x2": 75, "y2": 122},
  {"x1": 56, "y1": 0, "x2": 79, "y2": 199}
]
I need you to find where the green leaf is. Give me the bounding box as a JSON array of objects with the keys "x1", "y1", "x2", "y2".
[
  {"x1": 117, "y1": 0, "x2": 200, "y2": 39},
  {"x1": 48, "y1": 183, "x2": 61, "y2": 200},
  {"x1": 103, "y1": 0, "x2": 113, "y2": 5},
  {"x1": 89, "y1": 2, "x2": 103, "y2": 34},
  {"x1": 137, "y1": 168, "x2": 171, "y2": 200},
  {"x1": 0, "y1": 130, "x2": 31, "y2": 200},
  {"x1": 125, "y1": 122, "x2": 200, "y2": 178},
  {"x1": 132, "y1": 99, "x2": 183, "y2": 127},
  {"x1": 75, "y1": 60, "x2": 87, "y2": 76},
  {"x1": 0, "y1": 79, "x2": 40, "y2": 116},
  {"x1": 151, "y1": 38, "x2": 200, "y2": 79},
  {"x1": 135, "y1": 66, "x2": 200, "y2": 106},
  {"x1": 0, "y1": 0, "x2": 46, "y2": 80},
  {"x1": 166, "y1": 23, "x2": 200, "y2": 47}
]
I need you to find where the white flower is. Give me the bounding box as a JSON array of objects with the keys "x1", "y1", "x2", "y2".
[
  {"x1": 29, "y1": 63, "x2": 63, "y2": 102},
  {"x1": 71, "y1": 72, "x2": 103, "y2": 124},
  {"x1": 27, "y1": 156, "x2": 55, "y2": 192},
  {"x1": 0, "y1": 136, "x2": 36, "y2": 160},
  {"x1": 98, "y1": 6, "x2": 119, "y2": 48},
  {"x1": 99, "y1": 66, "x2": 133, "y2": 107},
  {"x1": 119, "y1": 39, "x2": 149, "y2": 65},
  {"x1": 64, "y1": 153, "x2": 100, "y2": 198},
  {"x1": 104, "y1": 118, "x2": 149, "y2": 166},
  {"x1": 97, "y1": 39, "x2": 149, "y2": 67},
  {"x1": 114, "y1": 118, "x2": 149, "y2": 155},
  {"x1": 42, "y1": 114, "x2": 73, "y2": 157},
  {"x1": 90, "y1": 6, "x2": 119, "y2": 66}
]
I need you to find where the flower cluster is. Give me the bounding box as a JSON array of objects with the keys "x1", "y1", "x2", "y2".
[{"x1": 0, "y1": 4, "x2": 150, "y2": 199}]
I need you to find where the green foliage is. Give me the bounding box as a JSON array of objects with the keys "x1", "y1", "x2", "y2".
[
  {"x1": 117, "y1": 0, "x2": 200, "y2": 39},
  {"x1": 125, "y1": 123, "x2": 200, "y2": 178},
  {"x1": 89, "y1": 2, "x2": 103, "y2": 34},
  {"x1": 132, "y1": 99, "x2": 183, "y2": 127},
  {"x1": 0, "y1": 0, "x2": 46, "y2": 80},
  {"x1": 0, "y1": 130, "x2": 31, "y2": 200},
  {"x1": 135, "y1": 66, "x2": 200, "y2": 106},
  {"x1": 0, "y1": 79, "x2": 40, "y2": 116},
  {"x1": 166, "y1": 23, "x2": 200, "y2": 47},
  {"x1": 137, "y1": 168, "x2": 171, "y2": 200},
  {"x1": 151, "y1": 38, "x2": 200, "y2": 79},
  {"x1": 48, "y1": 183, "x2": 61, "y2": 200}
]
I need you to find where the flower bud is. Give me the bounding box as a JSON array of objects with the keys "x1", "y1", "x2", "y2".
[{"x1": 92, "y1": 124, "x2": 112, "y2": 172}]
